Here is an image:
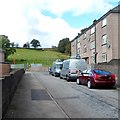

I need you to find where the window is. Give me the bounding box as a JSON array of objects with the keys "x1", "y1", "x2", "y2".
[
  {"x1": 77, "y1": 48, "x2": 80, "y2": 54},
  {"x1": 77, "y1": 37, "x2": 80, "y2": 43},
  {"x1": 91, "y1": 27, "x2": 95, "y2": 34},
  {"x1": 91, "y1": 41, "x2": 95, "y2": 49},
  {"x1": 83, "y1": 33, "x2": 86, "y2": 39},
  {"x1": 64, "y1": 61, "x2": 69, "y2": 69},
  {"x1": 94, "y1": 69, "x2": 111, "y2": 75},
  {"x1": 83, "y1": 45, "x2": 87, "y2": 53},
  {"x1": 77, "y1": 42, "x2": 80, "y2": 48},
  {"x1": 102, "y1": 18, "x2": 107, "y2": 27},
  {"x1": 102, "y1": 34, "x2": 107, "y2": 44},
  {"x1": 102, "y1": 53, "x2": 107, "y2": 62},
  {"x1": 91, "y1": 55, "x2": 95, "y2": 63},
  {"x1": 87, "y1": 38, "x2": 90, "y2": 42}
]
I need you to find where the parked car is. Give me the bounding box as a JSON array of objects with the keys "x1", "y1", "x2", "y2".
[
  {"x1": 51, "y1": 60, "x2": 63, "y2": 77},
  {"x1": 76, "y1": 69, "x2": 116, "y2": 88},
  {"x1": 48, "y1": 67, "x2": 53, "y2": 75},
  {"x1": 60, "y1": 58, "x2": 87, "y2": 81}
]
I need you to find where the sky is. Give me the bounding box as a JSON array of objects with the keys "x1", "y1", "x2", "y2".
[{"x1": 0, "y1": 0, "x2": 119, "y2": 48}]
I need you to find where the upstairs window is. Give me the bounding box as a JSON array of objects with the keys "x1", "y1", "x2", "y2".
[
  {"x1": 91, "y1": 41, "x2": 95, "y2": 49},
  {"x1": 102, "y1": 34, "x2": 107, "y2": 45},
  {"x1": 91, "y1": 55, "x2": 95, "y2": 64},
  {"x1": 83, "y1": 33, "x2": 86, "y2": 39},
  {"x1": 91, "y1": 27, "x2": 95, "y2": 34},
  {"x1": 77, "y1": 37, "x2": 80, "y2": 43},
  {"x1": 83, "y1": 45, "x2": 87, "y2": 53},
  {"x1": 77, "y1": 48, "x2": 80, "y2": 54},
  {"x1": 102, "y1": 18, "x2": 107, "y2": 27}
]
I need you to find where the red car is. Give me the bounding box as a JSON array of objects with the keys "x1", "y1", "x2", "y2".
[{"x1": 76, "y1": 69, "x2": 116, "y2": 88}]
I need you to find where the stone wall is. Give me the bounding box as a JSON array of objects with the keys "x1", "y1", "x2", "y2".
[{"x1": 2, "y1": 69, "x2": 25, "y2": 118}]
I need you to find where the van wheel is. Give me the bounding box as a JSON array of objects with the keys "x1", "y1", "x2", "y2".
[
  {"x1": 54, "y1": 73, "x2": 57, "y2": 77},
  {"x1": 87, "y1": 80, "x2": 92, "y2": 89},
  {"x1": 76, "y1": 78, "x2": 81, "y2": 85},
  {"x1": 60, "y1": 75, "x2": 62, "y2": 79}
]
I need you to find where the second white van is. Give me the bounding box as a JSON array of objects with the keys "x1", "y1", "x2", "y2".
[{"x1": 60, "y1": 58, "x2": 87, "y2": 81}]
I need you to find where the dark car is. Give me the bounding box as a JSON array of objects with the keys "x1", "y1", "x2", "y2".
[
  {"x1": 48, "y1": 67, "x2": 53, "y2": 75},
  {"x1": 76, "y1": 69, "x2": 116, "y2": 88}
]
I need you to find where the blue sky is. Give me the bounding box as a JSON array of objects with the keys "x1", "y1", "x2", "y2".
[{"x1": 0, "y1": 0, "x2": 119, "y2": 48}]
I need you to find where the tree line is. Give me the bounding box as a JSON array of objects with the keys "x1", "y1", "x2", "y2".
[{"x1": 0, "y1": 35, "x2": 71, "y2": 60}]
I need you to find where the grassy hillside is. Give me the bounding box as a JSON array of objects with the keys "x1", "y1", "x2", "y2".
[{"x1": 7, "y1": 48, "x2": 70, "y2": 66}]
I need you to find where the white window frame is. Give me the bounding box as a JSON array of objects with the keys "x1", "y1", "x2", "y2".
[
  {"x1": 102, "y1": 18, "x2": 107, "y2": 27},
  {"x1": 90, "y1": 41, "x2": 95, "y2": 49},
  {"x1": 83, "y1": 33, "x2": 86, "y2": 39},
  {"x1": 77, "y1": 37, "x2": 80, "y2": 43},
  {"x1": 102, "y1": 53, "x2": 107, "y2": 62},
  {"x1": 102, "y1": 34, "x2": 107, "y2": 45},
  {"x1": 91, "y1": 27, "x2": 95, "y2": 34},
  {"x1": 83, "y1": 44, "x2": 87, "y2": 53},
  {"x1": 91, "y1": 55, "x2": 95, "y2": 64},
  {"x1": 77, "y1": 48, "x2": 80, "y2": 54}
]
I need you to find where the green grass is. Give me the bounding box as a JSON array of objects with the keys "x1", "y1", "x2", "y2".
[{"x1": 7, "y1": 48, "x2": 70, "y2": 66}]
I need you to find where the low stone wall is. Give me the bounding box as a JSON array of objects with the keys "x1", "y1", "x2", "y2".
[{"x1": 2, "y1": 69, "x2": 25, "y2": 118}]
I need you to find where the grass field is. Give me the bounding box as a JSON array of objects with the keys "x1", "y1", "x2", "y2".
[{"x1": 7, "y1": 48, "x2": 70, "y2": 66}]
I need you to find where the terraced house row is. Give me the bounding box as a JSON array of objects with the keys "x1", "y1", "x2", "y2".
[{"x1": 71, "y1": 5, "x2": 120, "y2": 64}]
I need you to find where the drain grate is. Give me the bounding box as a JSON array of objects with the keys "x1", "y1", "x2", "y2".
[{"x1": 31, "y1": 89, "x2": 52, "y2": 100}]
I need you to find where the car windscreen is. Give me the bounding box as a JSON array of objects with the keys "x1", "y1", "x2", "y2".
[
  {"x1": 93, "y1": 69, "x2": 111, "y2": 75},
  {"x1": 56, "y1": 64, "x2": 63, "y2": 69}
]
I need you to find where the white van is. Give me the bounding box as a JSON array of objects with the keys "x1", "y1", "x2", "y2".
[
  {"x1": 51, "y1": 60, "x2": 63, "y2": 77},
  {"x1": 60, "y1": 58, "x2": 87, "y2": 81}
]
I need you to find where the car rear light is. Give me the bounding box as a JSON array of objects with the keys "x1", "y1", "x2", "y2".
[
  {"x1": 68, "y1": 70, "x2": 71, "y2": 74},
  {"x1": 76, "y1": 70, "x2": 79, "y2": 74},
  {"x1": 111, "y1": 74, "x2": 116, "y2": 80},
  {"x1": 94, "y1": 74, "x2": 100, "y2": 80},
  {"x1": 111, "y1": 75, "x2": 115, "y2": 79}
]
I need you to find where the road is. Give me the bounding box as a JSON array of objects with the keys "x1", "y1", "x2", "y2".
[
  {"x1": 33, "y1": 71, "x2": 119, "y2": 118},
  {"x1": 4, "y1": 71, "x2": 119, "y2": 119}
]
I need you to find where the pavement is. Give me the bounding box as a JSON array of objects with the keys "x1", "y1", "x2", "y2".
[{"x1": 3, "y1": 71, "x2": 68, "y2": 119}]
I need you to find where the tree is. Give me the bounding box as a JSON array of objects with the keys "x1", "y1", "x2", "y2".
[
  {"x1": 0, "y1": 35, "x2": 16, "y2": 59},
  {"x1": 65, "y1": 42, "x2": 71, "y2": 55},
  {"x1": 57, "y1": 38, "x2": 70, "y2": 53},
  {"x1": 15, "y1": 43, "x2": 19, "y2": 48},
  {"x1": 23, "y1": 42, "x2": 30, "y2": 48},
  {"x1": 11, "y1": 42, "x2": 15, "y2": 47},
  {"x1": 30, "y1": 39, "x2": 41, "y2": 48}
]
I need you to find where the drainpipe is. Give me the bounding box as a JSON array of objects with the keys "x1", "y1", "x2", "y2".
[{"x1": 93, "y1": 20, "x2": 97, "y2": 64}]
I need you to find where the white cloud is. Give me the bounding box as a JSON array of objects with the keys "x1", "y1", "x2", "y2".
[
  {"x1": 32, "y1": 0, "x2": 113, "y2": 16},
  {"x1": 0, "y1": 0, "x2": 116, "y2": 48}
]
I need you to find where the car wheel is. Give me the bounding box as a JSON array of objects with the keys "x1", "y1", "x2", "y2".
[
  {"x1": 60, "y1": 75, "x2": 62, "y2": 79},
  {"x1": 66, "y1": 76, "x2": 70, "y2": 82},
  {"x1": 54, "y1": 73, "x2": 57, "y2": 77},
  {"x1": 76, "y1": 78, "x2": 81, "y2": 85},
  {"x1": 87, "y1": 80, "x2": 92, "y2": 89}
]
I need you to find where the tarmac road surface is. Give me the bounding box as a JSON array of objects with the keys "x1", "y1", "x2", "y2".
[{"x1": 4, "y1": 71, "x2": 119, "y2": 119}]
